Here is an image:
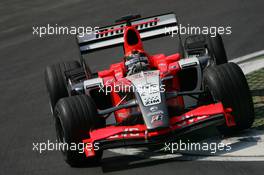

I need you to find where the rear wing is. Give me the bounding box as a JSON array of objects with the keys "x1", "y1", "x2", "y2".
[{"x1": 77, "y1": 13, "x2": 179, "y2": 54}]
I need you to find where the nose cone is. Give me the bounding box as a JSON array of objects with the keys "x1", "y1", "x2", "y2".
[
  {"x1": 126, "y1": 70, "x2": 170, "y2": 130},
  {"x1": 123, "y1": 26, "x2": 144, "y2": 56}
]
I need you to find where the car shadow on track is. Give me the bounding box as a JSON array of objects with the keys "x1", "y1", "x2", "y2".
[
  {"x1": 100, "y1": 130, "x2": 261, "y2": 173},
  {"x1": 101, "y1": 155, "x2": 179, "y2": 173}
]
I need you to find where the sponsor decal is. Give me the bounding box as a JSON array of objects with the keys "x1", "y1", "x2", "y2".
[
  {"x1": 108, "y1": 128, "x2": 140, "y2": 139},
  {"x1": 147, "y1": 110, "x2": 164, "y2": 117},
  {"x1": 144, "y1": 96, "x2": 161, "y2": 106},
  {"x1": 151, "y1": 114, "x2": 163, "y2": 123},
  {"x1": 150, "y1": 106, "x2": 158, "y2": 112}
]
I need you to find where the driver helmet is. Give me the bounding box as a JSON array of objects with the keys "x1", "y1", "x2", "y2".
[{"x1": 125, "y1": 51, "x2": 149, "y2": 75}]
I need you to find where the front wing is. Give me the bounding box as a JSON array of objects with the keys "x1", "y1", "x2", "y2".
[{"x1": 83, "y1": 102, "x2": 235, "y2": 157}]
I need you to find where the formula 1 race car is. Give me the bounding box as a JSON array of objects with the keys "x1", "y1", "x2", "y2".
[{"x1": 44, "y1": 13, "x2": 254, "y2": 166}]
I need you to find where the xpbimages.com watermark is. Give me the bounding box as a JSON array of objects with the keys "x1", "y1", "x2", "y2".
[
  {"x1": 32, "y1": 140, "x2": 99, "y2": 154},
  {"x1": 32, "y1": 24, "x2": 99, "y2": 37},
  {"x1": 97, "y1": 82, "x2": 165, "y2": 95},
  {"x1": 164, "y1": 24, "x2": 232, "y2": 37},
  {"x1": 163, "y1": 140, "x2": 232, "y2": 154}
]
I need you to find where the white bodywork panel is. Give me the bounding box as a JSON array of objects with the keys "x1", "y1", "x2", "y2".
[{"x1": 126, "y1": 70, "x2": 162, "y2": 106}]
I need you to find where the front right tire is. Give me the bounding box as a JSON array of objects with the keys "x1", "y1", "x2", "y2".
[{"x1": 203, "y1": 63, "x2": 254, "y2": 135}]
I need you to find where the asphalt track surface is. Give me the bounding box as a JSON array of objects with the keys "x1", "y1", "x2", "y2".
[{"x1": 0, "y1": 0, "x2": 264, "y2": 174}]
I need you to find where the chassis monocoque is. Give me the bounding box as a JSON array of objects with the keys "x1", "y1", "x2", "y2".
[{"x1": 44, "y1": 13, "x2": 254, "y2": 166}]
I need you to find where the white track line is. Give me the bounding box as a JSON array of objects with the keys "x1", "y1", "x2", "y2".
[
  {"x1": 231, "y1": 49, "x2": 264, "y2": 63},
  {"x1": 238, "y1": 58, "x2": 264, "y2": 74},
  {"x1": 230, "y1": 49, "x2": 264, "y2": 74}
]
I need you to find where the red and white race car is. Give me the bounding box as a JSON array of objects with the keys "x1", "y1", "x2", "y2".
[{"x1": 44, "y1": 13, "x2": 254, "y2": 166}]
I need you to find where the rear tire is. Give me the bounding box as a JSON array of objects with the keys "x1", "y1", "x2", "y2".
[
  {"x1": 203, "y1": 63, "x2": 254, "y2": 135},
  {"x1": 183, "y1": 34, "x2": 228, "y2": 65},
  {"x1": 206, "y1": 34, "x2": 228, "y2": 65},
  {"x1": 178, "y1": 42, "x2": 185, "y2": 58},
  {"x1": 44, "y1": 61, "x2": 80, "y2": 114},
  {"x1": 54, "y1": 95, "x2": 105, "y2": 167}
]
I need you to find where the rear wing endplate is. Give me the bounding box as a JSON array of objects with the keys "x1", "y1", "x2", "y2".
[{"x1": 77, "y1": 13, "x2": 178, "y2": 54}]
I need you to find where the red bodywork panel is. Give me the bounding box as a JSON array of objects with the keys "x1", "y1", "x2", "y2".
[{"x1": 123, "y1": 26, "x2": 144, "y2": 56}]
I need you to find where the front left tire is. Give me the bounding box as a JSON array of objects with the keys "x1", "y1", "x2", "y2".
[{"x1": 54, "y1": 95, "x2": 105, "y2": 167}]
